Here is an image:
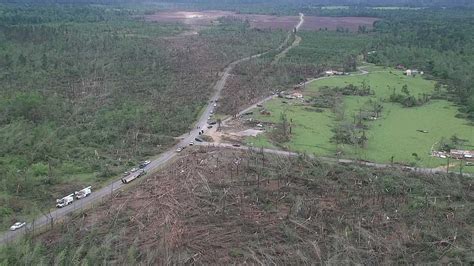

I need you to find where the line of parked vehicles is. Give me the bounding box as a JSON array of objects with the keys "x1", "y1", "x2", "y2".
[
  {"x1": 9, "y1": 98, "x2": 219, "y2": 231},
  {"x1": 10, "y1": 186, "x2": 93, "y2": 231},
  {"x1": 56, "y1": 185, "x2": 93, "y2": 208},
  {"x1": 9, "y1": 160, "x2": 153, "y2": 231},
  {"x1": 176, "y1": 102, "x2": 218, "y2": 153}
]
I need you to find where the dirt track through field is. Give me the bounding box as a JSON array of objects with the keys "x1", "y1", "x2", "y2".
[{"x1": 272, "y1": 13, "x2": 304, "y2": 64}]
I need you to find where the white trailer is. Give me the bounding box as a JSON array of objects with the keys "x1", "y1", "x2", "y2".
[
  {"x1": 75, "y1": 186, "x2": 92, "y2": 199},
  {"x1": 121, "y1": 169, "x2": 146, "y2": 184},
  {"x1": 56, "y1": 194, "x2": 74, "y2": 208}
]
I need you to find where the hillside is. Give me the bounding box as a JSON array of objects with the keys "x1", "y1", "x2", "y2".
[
  {"x1": 1, "y1": 147, "x2": 472, "y2": 264},
  {"x1": 0, "y1": 5, "x2": 286, "y2": 229}
]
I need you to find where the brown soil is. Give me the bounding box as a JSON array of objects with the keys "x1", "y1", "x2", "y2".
[
  {"x1": 145, "y1": 11, "x2": 378, "y2": 31},
  {"x1": 301, "y1": 16, "x2": 379, "y2": 31}
]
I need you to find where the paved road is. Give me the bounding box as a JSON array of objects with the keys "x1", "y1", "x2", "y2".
[
  {"x1": 223, "y1": 65, "x2": 369, "y2": 126},
  {"x1": 197, "y1": 142, "x2": 471, "y2": 177},
  {"x1": 0, "y1": 14, "x2": 305, "y2": 246}
]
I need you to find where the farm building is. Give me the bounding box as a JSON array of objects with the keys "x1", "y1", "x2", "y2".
[
  {"x1": 450, "y1": 149, "x2": 474, "y2": 160},
  {"x1": 431, "y1": 151, "x2": 448, "y2": 159},
  {"x1": 291, "y1": 92, "x2": 303, "y2": 98},
  {"x1": 404, "y1": 69, "x2": 424, "y2": 76},
  {"x1": 325, "y1": 70, "x2": 344, "y2": 76},
  {"x1": 432, "y1": 149, "x2": 474, "y2": 160}
]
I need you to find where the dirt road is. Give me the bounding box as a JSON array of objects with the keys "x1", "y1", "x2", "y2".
[
  {"x1": 222, "y1": 65, "x2": 370, "y2": 125},
  {"x1": 197, "y1": 142, "x2": 471, "y2": 177},
  {"x1": 273, "y1": 13, "x2": 304, "y2": 64},
  {"x1": 0, "y1": 13, "x2": 305, "y2": 246}
]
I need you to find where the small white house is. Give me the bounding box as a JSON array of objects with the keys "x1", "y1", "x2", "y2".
[
  {"x1": 405, "y1": 69, "x2": 423, "y2": 76},
  {"x1": 292, "y1": 92, "x2": 303, "y2": 99},
  {"x1": 325, "y1": 70, "x2": 334, "y2": 76}
]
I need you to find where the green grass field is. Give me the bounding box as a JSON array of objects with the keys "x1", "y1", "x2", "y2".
[{"x1": 247, "y1": 65, "x2": 474, "y2": 172}]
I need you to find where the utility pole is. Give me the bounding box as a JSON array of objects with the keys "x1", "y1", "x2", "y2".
[{"x1": 447, "y1": 156, "x2": 450, "y2": 174}]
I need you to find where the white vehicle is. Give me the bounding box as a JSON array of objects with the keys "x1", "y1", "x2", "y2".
[
  {"x1": 176, "y1": 147, "x2": 182, "y2": 152},
  {"x1": 75, "y1": 186, "x2": 92, "y2": 199},
  {"x1": 139, "y1": 160, "x2": 151, "y2": 169},
  {"x1": 10, "y1": 222, "x2": 26, "y2": 231},
  {"x1": 56, "y1": 194, "x2": 74, "y2": 208},
  {"x1": 130, "y1": 167, "x2": 139, "y2": 173},
  {"x1": 189, "y1": 141, "x2": 194, "y2": 146},
  {"x1": 213, "y1": 103, "x2": 217, "y2": 107}
]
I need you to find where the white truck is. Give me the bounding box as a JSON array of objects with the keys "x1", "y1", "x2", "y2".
[
  {"x1": 121, "y1": 169, "x2": 146, "y2": 184},
  {"x1": 75, "y1": 186, "x2": 92, "y2": 199},
  {"x1": 56, "y1": 194, "x2": 74, "y2": 208}
]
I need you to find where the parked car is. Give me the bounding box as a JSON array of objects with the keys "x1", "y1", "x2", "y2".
[
  {"x1": 232, "y1": 144, "x2": 241, "y2": 147},
  {"x1": 10, "y1": 222, "x2": 26, "y2": 231},
  {"x1": 195, "y1": 138, "x2": 203, "y2": 142},
  {"x1": 122, "y1": 171, "x2": 130, "y2": 177},
  {"x1": 207, "y1": 125, "x2": 213, "y2": 129},
  {"x1": 130, "y1": 167, "x2": 139, "y2": 173},
  {"x1": 139, "y1": 160, "x2": 151, "y2": 169},
  {"x1": 189, "y1": 141, "x2": 194, "y2": 146},
  {"x1": 176, "y1": 147, "x2": 182, "y2": 152}
]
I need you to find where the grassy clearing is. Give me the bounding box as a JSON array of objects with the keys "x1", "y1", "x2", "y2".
[{"x1": 247, "y1": 66, "x2": 474, "y2": 171}]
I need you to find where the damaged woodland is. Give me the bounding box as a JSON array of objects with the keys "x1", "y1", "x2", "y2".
[{"x1": 5, "y1": 147, "x2": 472, "y2": 264}]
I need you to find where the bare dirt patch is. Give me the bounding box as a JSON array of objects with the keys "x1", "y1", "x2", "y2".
[
  {"x1": 205, "y1": 116, "x2": 267, "y2": 144},
  {"x1": 144, "y1": 10, "x2": 235, "y2": 26},
  {"x1": 301, "y1": 16, "x2": 378, "y2": 31},
  {"x1": 145, "y1": 11, "x2": 378, "y2": 31}
]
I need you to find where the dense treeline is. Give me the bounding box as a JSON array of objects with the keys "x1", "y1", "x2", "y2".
[
  {"x1": 3, "y1": 0, "x2": 472, "y2": 8},
  {"x1": 295, "y1": 7, "x2": 474, "y2": 120},
  {"x1": 219, "y1": 29, "x2": 371, "y2": 115},
  {"x1": 0, "y1": 5, "x2": 285, "y2": 228},
  {"x1": 366, "y1": 9, "x2": 474, "y2": 120}
]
